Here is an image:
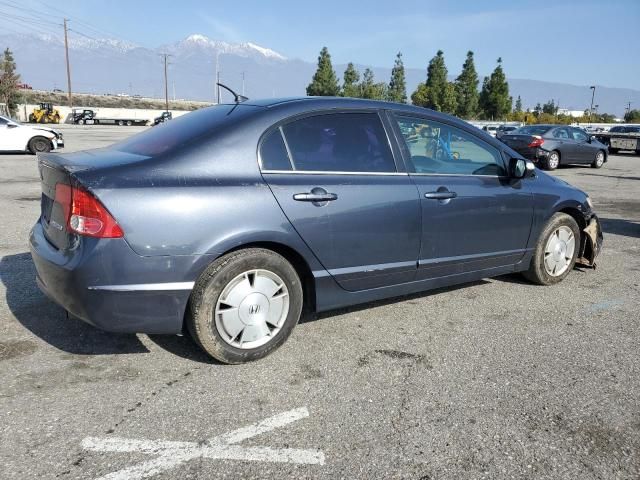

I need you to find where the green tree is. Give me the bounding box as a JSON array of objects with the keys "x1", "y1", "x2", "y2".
[
  {"x1": 306, "y1": 47, "x2": 340, "y2": 96},
  {"x1": 479, "y1": 58, "x2": 511, "y2": 120},
  {"x1": 411, "y1": 50, "x2": 449, "y2": 111},
  {"x1": 0, "y1": 48, "x2": 20, "y2": 115},
  {"x1": 411, "y1": 82, "x2": 429, "y2": 107},
  {"x1": 624, "y1": 109, "x2": 640, "y2": 122},
  {"x1": 442, "y1": 82, "x2": 458, "y2": 114},
  {"x1": 514, "y1": 95, "x2": 523, "y2": 113},
  {"x1": 342, "y1": 62, "x2": 360, "y2": 98},
  {"x1": 542, "y1": 99, "x2": 557, "y2": 115},
  {"x1": 387, "y1": 52, "x2": 407, "y2": 103},
  {"x1": 454, "y1": 50, "x2": 479, "y2": 118},
  {"x1": 359, "y1": 68, "x2": 386, "y2": 100}
]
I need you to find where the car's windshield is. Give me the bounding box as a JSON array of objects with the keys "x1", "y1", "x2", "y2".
[{"x1": 515, "y1": 125, "x2": 552, "y2": 135}]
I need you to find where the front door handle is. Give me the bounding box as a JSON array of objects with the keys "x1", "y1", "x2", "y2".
[{"x1": 424, "y1": 191, "x2": 457, "y2": 200}]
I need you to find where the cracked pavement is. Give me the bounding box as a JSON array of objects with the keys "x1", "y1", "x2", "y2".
[{"x1": 1, "y1": 125, "x2": 639, "y2": 479}]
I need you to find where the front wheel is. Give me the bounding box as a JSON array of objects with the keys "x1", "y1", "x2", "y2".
[
  {"x1": 523, "y1": 213, "x2": 580, "y2": 285},
  {"x1": 28, "y1": 136, "x2": 52, "y2": 154},
  {"x1": 187, "y1": 248, "x2": 303, "y2": 364},
  {"x1": 591, "y1": 150, "x2": 605, "y2": 168}
]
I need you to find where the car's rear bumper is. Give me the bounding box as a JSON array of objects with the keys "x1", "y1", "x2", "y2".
[{"x1": 29, "y1": 221, "x2": 205, "y2": 334}]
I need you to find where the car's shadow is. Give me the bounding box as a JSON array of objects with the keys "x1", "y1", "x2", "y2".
[
  {"x1": 600, "y1": 217, "x2": 640, "y2": 239},
  {"x1": 1, "y1": 251, "x2": 496, "y2": 363},
  {"x1": 0, "y1": 252, "x2": 149, "y2": 355}
]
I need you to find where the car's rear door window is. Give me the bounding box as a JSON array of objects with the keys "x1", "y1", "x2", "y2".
[
  {"x1": 259, "y1": 128, "x2": 292, "y2": 171},
  {"x1": 394, "y1": 116, "x2": 506, "y2": 176},
  {"x1": 279, "y1": 112, "x2": 396, "y2": 173}
]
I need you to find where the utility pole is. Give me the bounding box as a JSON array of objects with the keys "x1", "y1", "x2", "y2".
[
  {"x1": 241, "y1": 71, "x2": 245, "y2": 96},
  {"x1": 159, "y1": 53, "x2": 171, "y2": 112},
  {"x1": 626, "y1": 101, "x2": 631, "y2": 118},
  {"x1": 63, "y1": 18, "x2": 72, "y2": 108},
  {"x1": 589, "y1": 85, "x2": 596, "y2": 124}
]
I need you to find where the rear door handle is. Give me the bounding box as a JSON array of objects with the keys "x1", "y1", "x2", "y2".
[
  {"x1": 293, "y1": 192, "x2": 338, "y2": 202},
  {"x1": 424, "y1": 191, "x2": 457, "y2": 200}
]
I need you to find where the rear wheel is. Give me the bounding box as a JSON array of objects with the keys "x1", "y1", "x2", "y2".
[
  {"x1": 591, "y1": 150, "x2": 605, "y2": 168},
  {"x1": 126, "y1": 120, "x2": 132, "y2": 126},
  {"x1": 78, "y1": 119, "x2": 85, "y2": 125},
  {"x1": 523, "y1": 213, "x2": 579, "y2": 285},
  {"x1": 118, "y1": 120, "x2": 124, "y2": 126},
  {"x1": 28, "y1": 136, "x2": 52, "y2": 154},
  {"x1": 187, "y1": 248, "x2": 303, "y2": 364},
  {"x1": 542, "y1": 150, "x2": 560, "y2": 170}
]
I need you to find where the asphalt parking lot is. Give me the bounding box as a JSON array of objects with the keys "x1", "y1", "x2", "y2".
[{"x1": 1, "y1": 125, "x2": 639, "y2": 480}]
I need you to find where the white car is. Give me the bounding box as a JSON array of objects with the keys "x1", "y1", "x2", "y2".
[
  {"x1": 0, "y1": 115, "x2": 64, "y2": 154},
  {"x1": 482, "y1": 124, "x2": 499, "y2": 137}
]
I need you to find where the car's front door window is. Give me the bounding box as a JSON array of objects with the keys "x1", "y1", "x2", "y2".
[{"x1": 394, "y1": 116, "x2": 506, "y2": 176}]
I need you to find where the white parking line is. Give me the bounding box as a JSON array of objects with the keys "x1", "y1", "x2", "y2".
[{"x1": 82, "y1": 407, "x2": 324, "y2": 480}]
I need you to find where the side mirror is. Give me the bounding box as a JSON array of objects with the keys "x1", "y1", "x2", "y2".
[
  {"x1": 509, "y1": 157, "x2": 535, "y2": 179},
  {"x1": 589, "y1": 135, "x2": 595, "y2": 143}
]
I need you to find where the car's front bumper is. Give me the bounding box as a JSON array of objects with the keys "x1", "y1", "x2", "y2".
[
  {"x1": 29, "y1": 220, "x2": 202, "y2": 334},
  {"x1": 577, "y1": 214, "x2": 603, "y2": 268}
]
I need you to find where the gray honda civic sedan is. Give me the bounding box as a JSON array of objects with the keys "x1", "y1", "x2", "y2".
[{"x1": 30, "y1": 97, "x2": 603, "y2": 363}]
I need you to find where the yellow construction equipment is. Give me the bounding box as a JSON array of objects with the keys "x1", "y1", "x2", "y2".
[{"x1": 28, "y1": 103, "x2": 61, "y2": 124}]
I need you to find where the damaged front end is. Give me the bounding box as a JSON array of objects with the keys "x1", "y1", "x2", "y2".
[{"x1": 576, "y1": 215, "x2": 603, "y2": 268}]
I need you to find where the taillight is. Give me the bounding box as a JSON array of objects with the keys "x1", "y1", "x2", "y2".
[
  {"x1": 527, "y1": 136, "x2": 544, "y2": 148},
  {"x1": 54, "y1": 183, "x2": 123, "y2": 238}
]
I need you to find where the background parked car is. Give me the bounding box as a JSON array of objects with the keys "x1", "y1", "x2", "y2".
[
  {"x1": 495, "y1": 125, "x2": 519, "y2": 142},
  {"x1": 482, "y1": 124, "x2": 498, "y2": 137},
  {"x1": 0, "y1": 114, "x2": 63, "y2": 153},
  {"x1": 501, "y1": 124, "x2": 607, "y2": 170}
]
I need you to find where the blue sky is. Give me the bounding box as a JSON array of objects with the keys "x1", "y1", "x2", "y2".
[{"x1": 7, "y1": 0, "x2": 640, "y2": 89}]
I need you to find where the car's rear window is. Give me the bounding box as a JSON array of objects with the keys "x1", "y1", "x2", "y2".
[
  {"x1": 113, "y1": 104, "x2": 260, "y2": 156},
  {"x1": 515, "y1": 125, "x2": 552, "y2": 135}
]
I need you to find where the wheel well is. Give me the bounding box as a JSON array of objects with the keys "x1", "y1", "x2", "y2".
[{"x1": 226, "y1": 241, "x2": 317, "y2": 314}]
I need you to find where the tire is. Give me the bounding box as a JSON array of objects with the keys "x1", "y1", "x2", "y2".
[
  {"x1": 591, "y1": 150, "x2": 605, "y2": 168},
  {"x1": 118, "y1": 120, "x2": 124, "y2": 126},
  {"x1": 542, "y1": 150, "x2": 560, "y2": 170},
  {"x1": 78, "y1": 119, "x2": 85, "y2": 125},
  {"x1": 28, "y1": 114, "x2": 35, "y2": 123},
  {"x1": 187, "y1": 248, "x2": 303, "y2": 364},
  {"x1": 28, "y1": 136, "x2": 52, "y2": 154},
  {"x1": 126, "y1": 120, "x2": 132, "y2": 126},
  {"x1": 523, "y1": 212, "x2": 580, "y2": 286}
]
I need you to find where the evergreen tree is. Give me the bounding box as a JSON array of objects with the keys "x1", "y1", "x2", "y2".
[
  {"x1": 387, "y1": 52, "x2": 407, "y2": 103},
  {"x1": 514, "y1": 95, "x2": 523, "y2": 113},
  {"x1": 306, "y1": 47, "x2": 340, "y2": 96},
  {"x1": 411, "y1": 82, "x2": 429, "y2": 107},
  {"x1": 411, "y1": 50, "x2": 449, "y2": 111},
  {"x1": 478, "y1": 58, "x2": 511, "y2": 120},
  {"x1": 624, "y1": 109, "x2": 640, "y2": 122},
  {"x1": 359, "y1": 68, "x2": 387, "y2": 100},
  {"x1": 454, "y1": 51, "x2": 479, "y2": 119},
  {"x1": 0, "y1": 48, "x2": 20, "y2": 115},
  {"x1": 442, "y1": 82, "x2": 458, "y2": 114},
  {"x1": 542, "y1": 99, "x2": 557, "y2": 115},
  {"x1": 342, "y1": 62, "x2": 360, "y2": 98}
]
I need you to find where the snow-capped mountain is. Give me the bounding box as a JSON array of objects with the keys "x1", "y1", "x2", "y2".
[
  {"x1": 167, "y1": 34, "x2": 287, "y2": 61},
  {"x1": 2, "y1": 32, "x2": 638, "y2": 115}
]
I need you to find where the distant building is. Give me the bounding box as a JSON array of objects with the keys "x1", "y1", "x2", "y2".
[{"x1": 557, "y1": 108, "x2": 586, "y2": 118}]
